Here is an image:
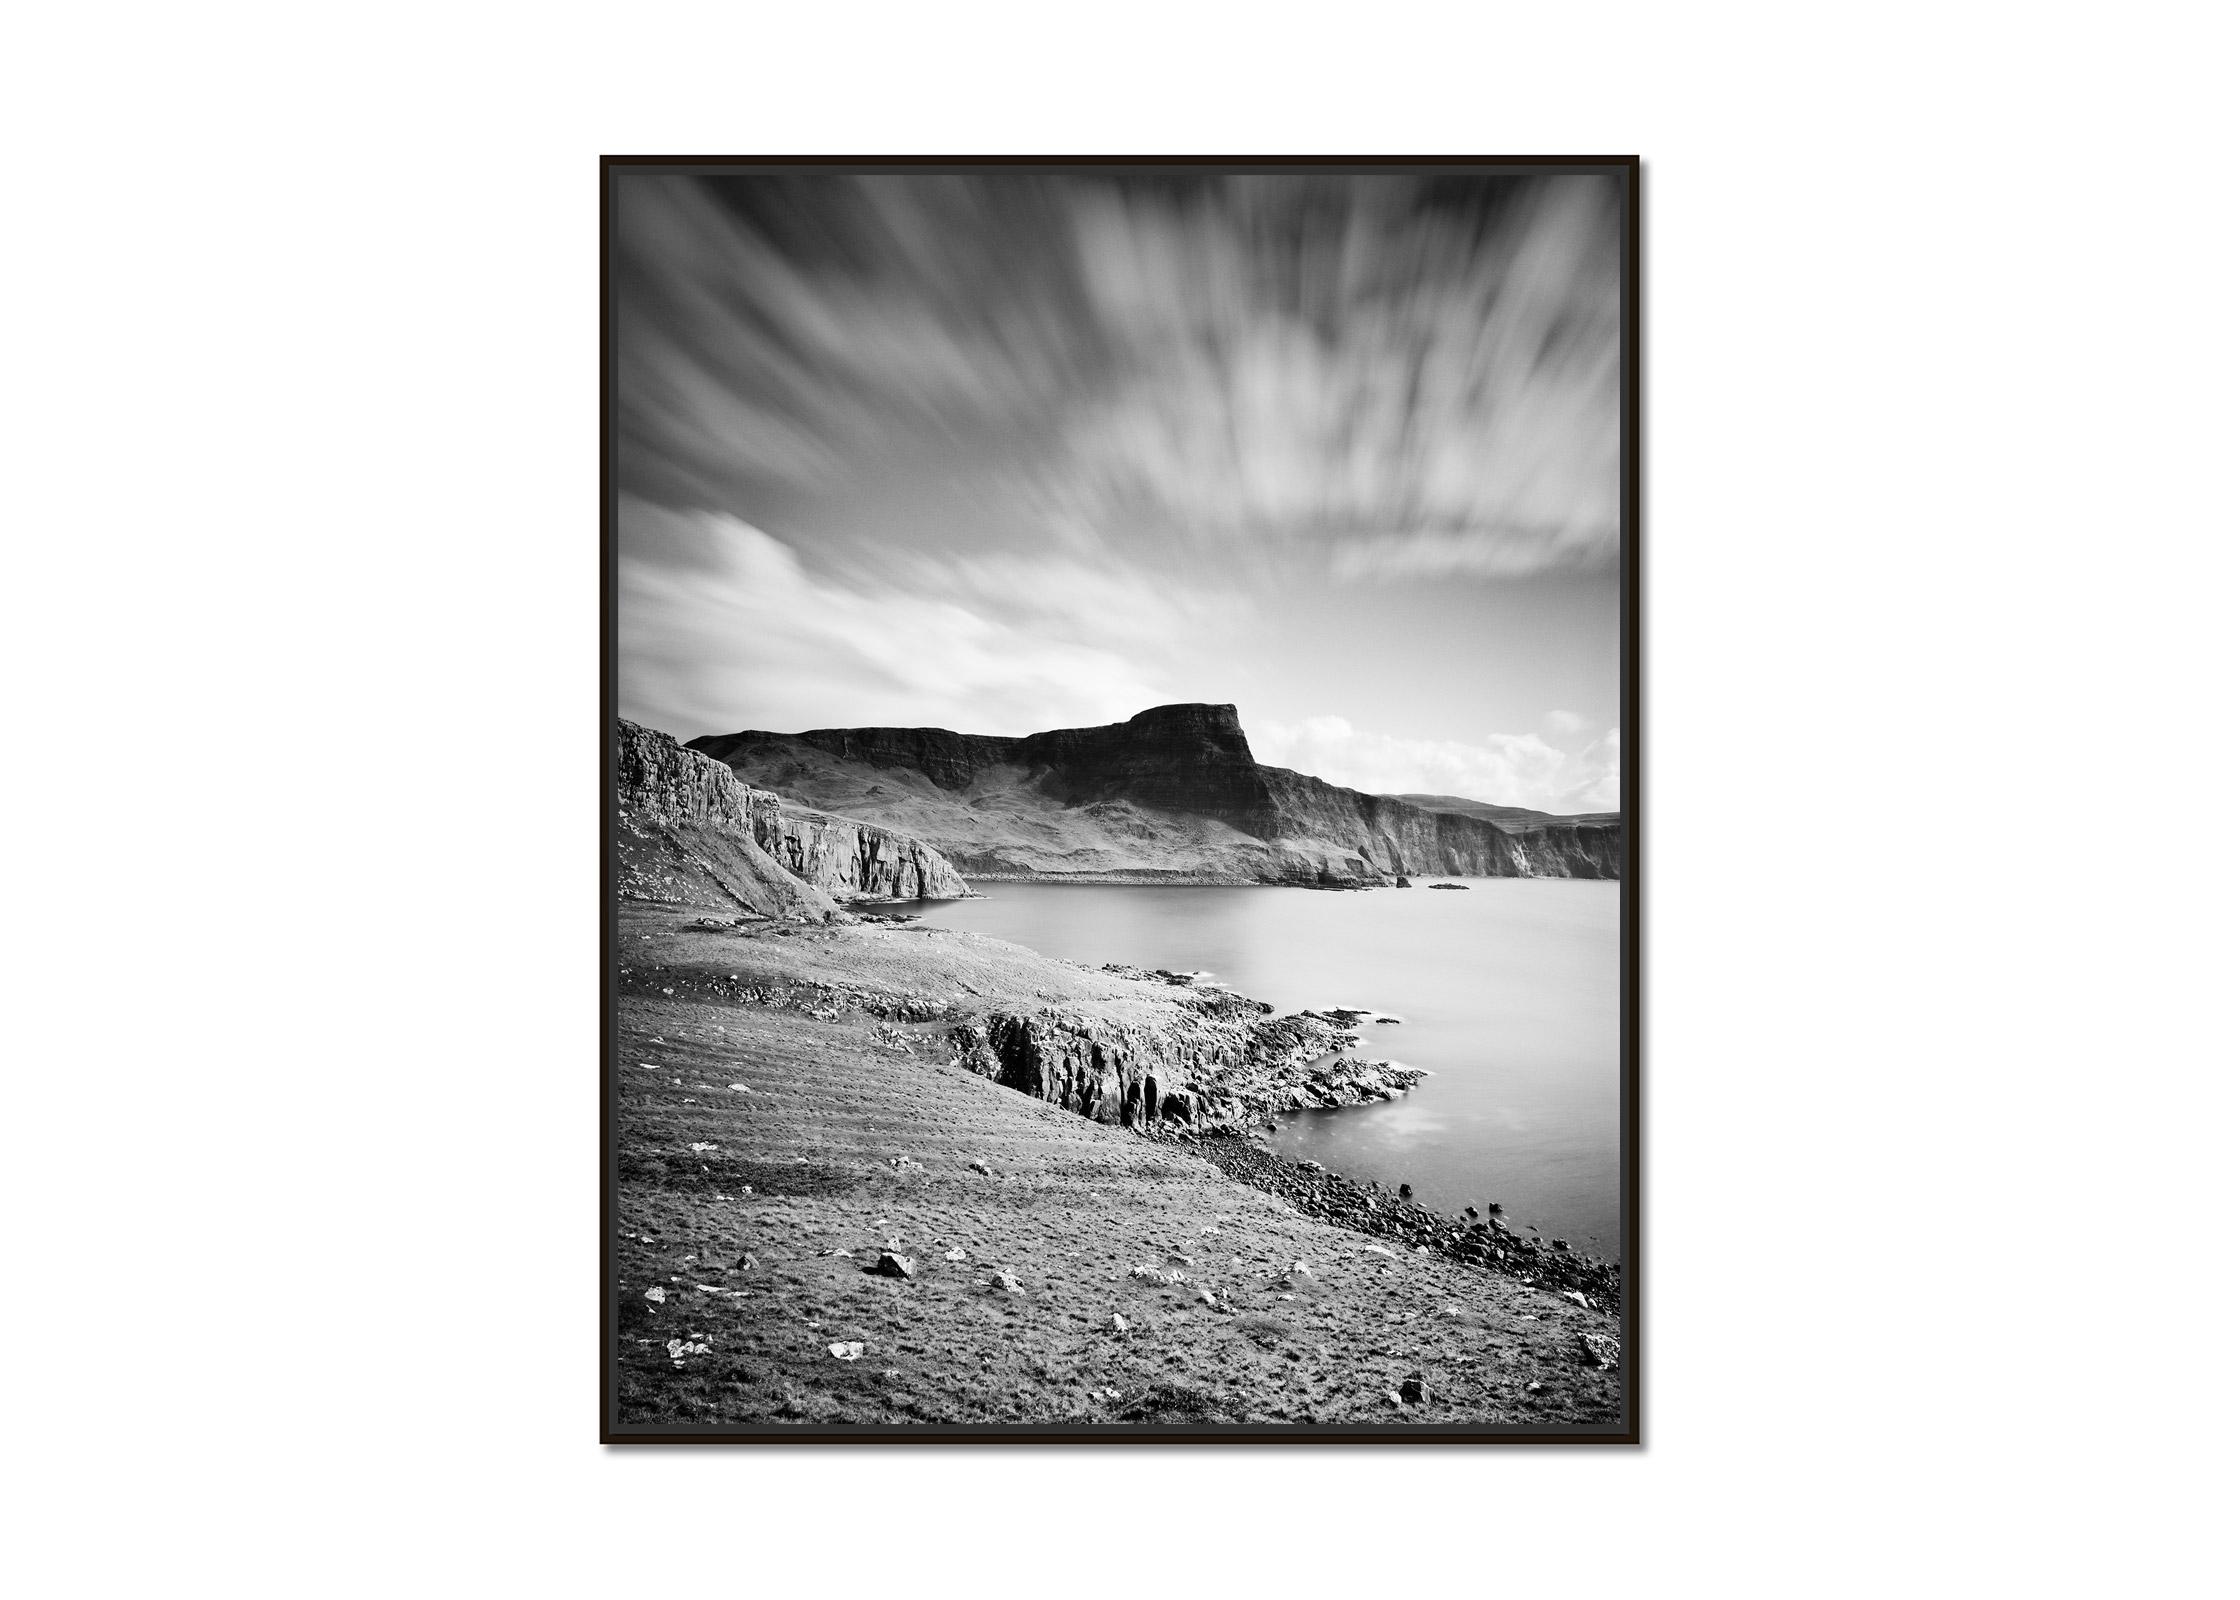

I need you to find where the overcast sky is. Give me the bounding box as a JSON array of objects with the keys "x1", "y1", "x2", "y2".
[{"x1": 616, "y1": 171, "x2": 1621, "y2": 812}]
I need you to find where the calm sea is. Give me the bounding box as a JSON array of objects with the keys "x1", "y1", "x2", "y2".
[{"x1": 904, "y1": 880, "x2": 1622, "y2": 1258}]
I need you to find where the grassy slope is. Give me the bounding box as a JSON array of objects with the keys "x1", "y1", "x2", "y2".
[
  {"x1": 685, "y1": 736, "x2": 1282, "y2": 879},
  {"x1": 1389, "y1": 793, "x2": 1621, "y2": 829},
  {"x1": 612, "y1": 904, "x2": 1622, "y2": 1430}
]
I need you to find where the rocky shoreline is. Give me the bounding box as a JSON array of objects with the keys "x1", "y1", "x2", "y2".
[
  {"x1": 618, "y1": 909, "x2": 1620, "y2": 1316},
  {"x1": 612, "y1": 898, "x2": 1624, "y2": 1427},
  {"x1": 1172, "y1": 1130, "x2": 1620, "y2": 1313}
]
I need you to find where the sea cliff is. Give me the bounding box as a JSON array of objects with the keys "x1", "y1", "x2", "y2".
[
  {"x1": 617, "y1": 719, "x2": 970, "y2": 915},
  {"x1": 689, "y1": 703, "x2": 1620, "y2": 885}
]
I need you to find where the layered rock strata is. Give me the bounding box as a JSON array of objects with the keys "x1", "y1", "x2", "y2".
[{"x1": 741, "y1": 790, "x2": 971, "y2": 902}]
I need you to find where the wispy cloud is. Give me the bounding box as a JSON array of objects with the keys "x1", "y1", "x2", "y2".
[
  {"x1": 618, "y1": 499, "x2": 1174, "y2": 739},
  {"x1": 1559, "y1": 727, "x2": 1622, "y2": 811},
  {"x1": 1249, "y1": 714, "x2": 1619, "y2": 814},
  {"x1": 889, "y1": 550, "x2": 1247, "y2": 653}
]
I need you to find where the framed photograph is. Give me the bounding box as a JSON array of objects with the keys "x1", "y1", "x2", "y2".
[{"x1": 603, "y1": 156, "x2": 1639, "y2": 1442}]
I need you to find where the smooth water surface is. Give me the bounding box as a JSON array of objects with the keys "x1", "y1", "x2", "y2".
[{"x1": 907, "y1": 880, "x2": 1621, "y2": 1257}]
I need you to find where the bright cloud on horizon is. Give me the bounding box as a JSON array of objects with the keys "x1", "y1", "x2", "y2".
[{"x1": 1250, "y1": 714, "x2": 1619, "y2": 814}]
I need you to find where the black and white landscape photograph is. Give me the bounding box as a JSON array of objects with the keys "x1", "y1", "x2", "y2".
[{"x1": 606, "y1": 160, "x2": 1637, "y2": 1436}]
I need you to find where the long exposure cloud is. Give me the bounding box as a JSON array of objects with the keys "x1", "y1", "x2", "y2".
[
  {"x1": 614, "y1": 170, "x2": 1620, "y2": 799},
  {"x1": 617, "y1": 172, "x2": 1619, "y2": 572}
]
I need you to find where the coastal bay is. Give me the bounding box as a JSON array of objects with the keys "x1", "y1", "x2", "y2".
[
  {"x1": 612, "y1": 902, "x2": 1622, "y2": 1429},
  {"x1": 903, "y1": 880, "x2": 1623, "y2": 1255}
]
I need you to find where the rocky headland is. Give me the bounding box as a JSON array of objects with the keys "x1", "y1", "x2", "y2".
[{"x1": 687, "y1": 703, "x2": 1620, "y2": 886}]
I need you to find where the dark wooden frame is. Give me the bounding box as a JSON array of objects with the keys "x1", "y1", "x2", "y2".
[{"x1": 601, "y1": 155, "x2": 1642, "y2": 1445}]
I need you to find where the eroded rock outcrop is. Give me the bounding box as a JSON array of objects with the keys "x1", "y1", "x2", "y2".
[{"x1": 946, "y1": 987, "x2": 1427, "y2": 1132}]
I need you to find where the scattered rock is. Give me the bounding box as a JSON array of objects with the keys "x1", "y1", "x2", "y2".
[
  {"x1": 990, "y1": 1271, "x2": 1024, "y2": 1294},
  {"x1": 944, "y1": 1247, "x2": 966, "y2": 1261},
  {"x1": 872, "y1": 1251, "x2": 914, "y2": 1279},
  {"x1": 1399, "y1": 1374, "x2": 1428, "y2": 1404},
  {"x1": 642, "y1": 1287, "x2": 666, "y2": 1304},
  {"x1": 828, "y1": 1341, "x2": 865, "y2": 1361},
  {"x1": 1578, "y1": 1332, "x2": 1620, "y2": 1370},
  {"x1": 967, "y1": 1158, "x2": 992, "y2": 1175}
]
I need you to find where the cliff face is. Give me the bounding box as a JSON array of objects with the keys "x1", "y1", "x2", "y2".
[
  {"x1": 615, "y1": 719, "x2": 970, "y2": 915},
  {"x1": 616, "y1": 719, "x2": 838, "y2": 919},
  {"x1": 698, "y1": 703, "x2": 1278, "y2": 839},
  {"x1": 689, "y1": 704, "x2": 1621, "y2": 884},
  {"x1": 740, "y1": 789, "x2": 971, "y2": 902}
]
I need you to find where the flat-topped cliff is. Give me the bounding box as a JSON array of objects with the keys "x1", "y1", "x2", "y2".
[{"x1": 688, "y1": 704, "x2": 1620, "y2": 884}]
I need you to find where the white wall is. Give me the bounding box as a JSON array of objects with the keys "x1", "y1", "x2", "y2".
[{"x1": 6, "y1": 3, "x2": 2233, "y2": 1595}]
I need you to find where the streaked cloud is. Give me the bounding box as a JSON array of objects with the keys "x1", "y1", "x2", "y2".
[
  {"x1": 612, "y1": 172, "x2": 1621, "y2": 745},
  {"x1": 890, "y1": 550, "x2": 1248, "y2": 653},
  {"x1": 617, "y1": 172, "x2": 1618, "y2": 577},
  {"x1": 1061, "y1": 176, "x2": 1619, "y2": 571},
  {"x1": 1332, "y1": 525, "x2": 1612, "y2": 582}
]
